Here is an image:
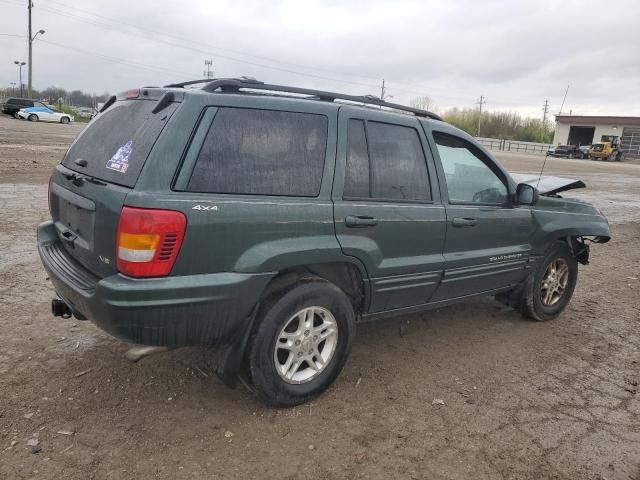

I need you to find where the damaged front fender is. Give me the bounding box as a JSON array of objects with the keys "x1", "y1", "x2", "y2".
[{"x1": 530, "y1": 196, "x2": 611, "y2": 254}]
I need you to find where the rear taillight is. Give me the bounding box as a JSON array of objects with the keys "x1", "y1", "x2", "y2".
[
  {"x1": 125, "y1": 89, "x2": 140, "y2": 99},
  {"x1": 116, "y1": 206, "x2": 186, "y2": 278}
]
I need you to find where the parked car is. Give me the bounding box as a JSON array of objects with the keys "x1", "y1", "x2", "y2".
[
  {"x1": 37, "y1": 78, "x2": 611, "y2": 406},
  {"x1": 1, "y1": 97, "x2": 43, "y2": 118},
  {"x1": 578, "y1": 145, "x2": 592, "y2": 159},
  {"x1": 547, "y1": 145, "x2": 584, "y2": 158},
  {"x1": 17, "y1": 105, "x2": 73, "y2": 124}
]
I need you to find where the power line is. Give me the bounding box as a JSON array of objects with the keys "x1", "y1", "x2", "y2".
[
  {"x1": 0, "y1": 0, "x2": 556, "y2": 109},
  {"x1": 0, "y1": 0, "x2": 482, "y2": 102},
  {"x1": 35, "y1": 38, "x2": 193, "y2": 78}
]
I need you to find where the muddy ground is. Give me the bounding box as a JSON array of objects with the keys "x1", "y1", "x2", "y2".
[{"x1": 0, "y1": 115, "x2": 639, "y2": 479}]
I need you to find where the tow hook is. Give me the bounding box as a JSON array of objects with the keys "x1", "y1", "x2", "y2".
[{"x1": 51, "y1": 298, "x2": 72, "y2": 319}]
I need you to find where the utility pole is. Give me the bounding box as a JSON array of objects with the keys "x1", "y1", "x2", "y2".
[
  {"x1": 27, "y1": 0, "x2": 32, "y2": 98},
  {"x1": 203, "y1": 59, "x2": 213, "y2": 79},
  {"x1": 476, "y1": 95, "x2": 486, "y2": 136},
  {"x1": 542, "y1": 99, "x2": 549, "y2": 127},
  {"x1": 378, "y1": 79, "x2": 393, "y2": 108}
]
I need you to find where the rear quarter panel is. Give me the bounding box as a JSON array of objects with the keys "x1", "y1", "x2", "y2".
[{"x1": 130, "y1": 93, "x2": 352, "y2": 276}]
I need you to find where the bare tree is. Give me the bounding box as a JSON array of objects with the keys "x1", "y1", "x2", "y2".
[{"x1": 410, "y1": 95, "x2": 433, "y2": 111}]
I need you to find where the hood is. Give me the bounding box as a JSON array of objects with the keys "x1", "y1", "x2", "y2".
[{"x1": 510, "y1": 173, "x2": 586, "y2": 196}]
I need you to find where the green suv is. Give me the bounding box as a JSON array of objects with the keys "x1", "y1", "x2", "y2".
[{"x1": 38, "y1": 78, "x2": 610, "y2": 406}]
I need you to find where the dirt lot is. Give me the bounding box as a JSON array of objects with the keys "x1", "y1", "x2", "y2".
[{"x1": 1, "y1": 115, "x2": 639, "y2": 480}]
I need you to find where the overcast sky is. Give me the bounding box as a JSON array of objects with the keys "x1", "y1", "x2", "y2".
[{"x1": 1, "y1": 0, "x2": 639, "y2": 117}]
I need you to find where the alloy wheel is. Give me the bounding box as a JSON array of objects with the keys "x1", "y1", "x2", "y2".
[
  {"x1": 273, "y1": 306, "x2": 338, "y2": 384},
  {"x1": 540, "y1": 258, "x2": 569, "y2": 306}
]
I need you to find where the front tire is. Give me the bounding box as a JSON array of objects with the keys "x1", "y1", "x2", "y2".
[
  {"x1": 60, "y1": 116, "x2": 70, "y2": 124},
  {"x1": 28, "y1": 114, "x2": 38, "y2": 122},
  {"x1": 522, "y1": 241, "x2": 578, "y2": 321},
  {"x1": 247, "y1": 281, "x2": 355, "y2": 407}
]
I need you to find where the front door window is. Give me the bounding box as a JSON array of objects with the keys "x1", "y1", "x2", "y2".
[{"x1": 432, "y1": 132, "x2": 507, "y2": 205}]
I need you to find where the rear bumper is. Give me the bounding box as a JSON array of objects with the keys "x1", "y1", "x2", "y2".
[{"x1": 37, "y1": 221, "x2": 274, "y2": 347}]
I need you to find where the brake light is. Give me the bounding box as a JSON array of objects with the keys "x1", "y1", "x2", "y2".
[
  {"x1": 125, "y1": 89, "x2": 140, "y2": 99},
  {"x1": 116, "y1": 207, "x2": 186, "y2": 278}
]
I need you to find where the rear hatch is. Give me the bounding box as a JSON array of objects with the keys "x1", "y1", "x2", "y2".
[{"x1": 49, "y1": 90, "x2": 179, "y2": 277}]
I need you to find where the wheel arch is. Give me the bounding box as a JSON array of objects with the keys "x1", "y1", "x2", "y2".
[
  {"x1": 215, "y1": 260, "x2": 368, "y2": 388},
  {"x1": 256, "y1": 261, "x2": 368, "y2": 318}
]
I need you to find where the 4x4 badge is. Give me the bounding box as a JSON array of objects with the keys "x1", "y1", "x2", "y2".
[{"x1": 192, "y1": 205, "x2": 218, "y2": 211}]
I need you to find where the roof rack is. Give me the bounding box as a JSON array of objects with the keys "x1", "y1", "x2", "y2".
[
  {"x1": 163, "y1": 78, "x2": 215, "y2": 88},
  {"x1": 165, "y1": 77, "x2": 442, "y2": 120}
]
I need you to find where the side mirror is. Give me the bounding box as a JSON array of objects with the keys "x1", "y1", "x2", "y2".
[{"x1": 516, "y1": 183, "x2": 539, "y2": 206}]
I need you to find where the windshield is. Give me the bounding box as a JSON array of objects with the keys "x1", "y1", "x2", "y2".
[{"x1": 62, "y1": 99, "x2": 178, "y2": 188}]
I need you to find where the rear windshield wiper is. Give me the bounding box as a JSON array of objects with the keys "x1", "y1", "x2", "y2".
[{"x1": 64, "y1": 172, "x2": 107, "y2": 186}]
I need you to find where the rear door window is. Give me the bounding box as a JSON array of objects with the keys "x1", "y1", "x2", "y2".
[
  {"x1": 344, "y1": 119, "x2": 370, "y2": 198},
  {"x1": 343, "y1": 120, "x2": 432, "y2": 202},
  {"x1": 62, "y1": 99, "x2": 178, "y2": 188},
  {"x1": 187, "y1": 108, "x2": 328, "y2": 196}
]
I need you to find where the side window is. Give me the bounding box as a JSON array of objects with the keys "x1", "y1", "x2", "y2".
[
  {"x1": 343, "y1": 120, "x2": 431, "y2": 202},
  {"x1": 187, "y1": 108, "x2": 328, "y2": 196},
  {"x1": 344, "y1": 119, "x2": 370, "y2": 198},
  {"x1": 432, "y1": 132, "x2": 507, "y2": 204}
]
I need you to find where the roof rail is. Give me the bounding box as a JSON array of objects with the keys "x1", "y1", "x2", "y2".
[
  {"x1": 163, "y1": 79, "x2": 214, "y2": 88},
  {"x1": 196, "y1": 77, "x2": 442, "y2": 120}
]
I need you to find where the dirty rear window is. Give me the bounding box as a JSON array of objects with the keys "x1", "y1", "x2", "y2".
[
  {"x1": 62, "y1": 100, "x2": 177, "y2": 188},
  {"x1": 187, "y1": 108, "x2": 328, "y2": 197}
]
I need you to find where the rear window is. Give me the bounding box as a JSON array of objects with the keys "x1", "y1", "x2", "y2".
[
  {"x1": 187, "y1": 108, "x2": 328, "y2": 197},
  {"x1": 62, "y1": 99, "x2": 177, "y2": 188}
]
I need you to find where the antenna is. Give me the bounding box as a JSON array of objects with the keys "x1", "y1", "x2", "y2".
[
  {"x1": 558, "y1": 84, "x2": 570, "y2": 115},
  {"x1": 537, "y1": 150, "x2": 550, "y2": 189}
]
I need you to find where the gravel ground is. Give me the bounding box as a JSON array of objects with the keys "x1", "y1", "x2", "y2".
[{"x1": 0, "y1": 115, "x2": 638, "y2": 479}]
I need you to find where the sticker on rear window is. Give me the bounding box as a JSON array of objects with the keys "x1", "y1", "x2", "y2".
[{"x1": 106, "y1": 140, "x2": 133, "y2": 173}]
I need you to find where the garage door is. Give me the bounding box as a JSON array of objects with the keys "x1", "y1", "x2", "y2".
[{"x1": 621, "y1": 127, "x2": 640, "y2": 160}]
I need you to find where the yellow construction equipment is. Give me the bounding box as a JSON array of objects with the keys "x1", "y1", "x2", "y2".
[{"x1": 589, "y1": 135, "x2": 624, "y2": 161}]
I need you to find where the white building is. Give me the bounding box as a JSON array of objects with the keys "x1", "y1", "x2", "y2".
[{"x1": 553, "y1": 115, "x2": 640, "y2": 160}]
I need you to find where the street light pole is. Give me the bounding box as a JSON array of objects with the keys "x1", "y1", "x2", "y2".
[
  {"x1": 27, "y1": 0, "x2": 32, "y2": 97},
  {"x1": 14, "y1": 61, "x2": 26, "y2": 97},
  {"x1": 28, "y1": 3, "x2": 45, "y2": 99}
]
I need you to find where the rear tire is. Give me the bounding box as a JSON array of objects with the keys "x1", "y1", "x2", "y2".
[
  {"x1": 521, "y1": 241, "x2": 578, "y2": 321},
  {"x1": 12, "y1": 111, "x2": 20, "y2": 119},
  {"x1": 28, "y1": 114, "x2": 38, "y2": 122},
  {"x1": 247, "y1": 280, "x2": 355, "y2": 407}
]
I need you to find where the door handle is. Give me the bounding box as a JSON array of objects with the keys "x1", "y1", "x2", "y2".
[
  {"x1": 345, "y1": 215, "x2": 377, "y2": 228},
  {"x1": 452, "y1": 217, "x2": 478, "y2": 227}
]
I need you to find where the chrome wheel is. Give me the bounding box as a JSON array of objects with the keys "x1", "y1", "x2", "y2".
[
  {"x1": 540, "y1": 259, "x2": 569, "y2": 306},
  {"x1": 273, "y1": 306, "x2": 338, "y2": 384}
]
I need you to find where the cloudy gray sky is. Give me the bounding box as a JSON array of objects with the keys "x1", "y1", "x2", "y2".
[{"x1": 1, "y1": 0, "x2": 639, "y2": 117}]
